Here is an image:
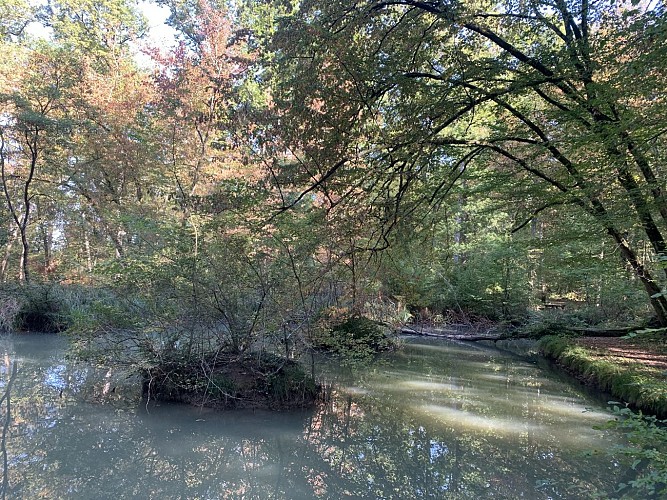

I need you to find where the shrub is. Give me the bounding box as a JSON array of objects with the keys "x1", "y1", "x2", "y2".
[
  {"x1": 0, "y1": 288, "x2": 20, "y2": 333},
  {"x1": 265, "y1": 362, "x2": 319, "y2": 404},
  {"x1": 13, "y1": 283, "x2": 72, "y2": 332},
  {"x1": 515, "y1": 311, "x2": 583, "y2": 338},
  {"x1": 598, "y1": 405, "x2": 667, "y2": 499},
  {"x1": 314, "y1": 315, "x2": 396, "y2": 359}
]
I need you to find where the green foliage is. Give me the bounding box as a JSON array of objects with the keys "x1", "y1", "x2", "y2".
[
  {"x1": 206, "y1": 373, "x2": 237, "y2": 398},
  {"x1": 40, "y1": 0, "x2": 147, "y2": 60},
  {"x1": 13, "y1": 283, "x2": 72, "y2": 332},
  {"x1": 265, "y1": 361, "x2": 318, "y2": 404},
  {"x1": 64, "y1": 201, "x2": 334, "y2": 408},
  {"x1": 2, "y1": 283, "x2": 135, "y2": 336},
  {"x1": 598, "y1": 406, "x2": 667, "y2": 499},
  {"x1": 516, "y1": 312, "x2": 581, "y2": 339},
  {"x1": 374, "y1": 181, "x2": 653, "y2": 324},
  {"x1": 376, "y1": 200, "x2": 532, "y2": 320},
  {"x1": 68, "y1": 294, "x2": 142, "y2": 336},
  {"x1": 0, "y1": 282, "x2": 136, "y2": 336},
  {"x1": 270, "y1": 0, "x2": 667, "y2": 323},
  {"x1": 0, "y1": 0, "x2": 32, "y2": 39},
  {"x1": 316, "y1": 315, "x2": 396, "y2": 360},
  {"x1": 0, "y1": 286, "x2": 21, "y2": 332},
  {"x1": 513, "y1": 302, "x2": 644, "y2": 339}
]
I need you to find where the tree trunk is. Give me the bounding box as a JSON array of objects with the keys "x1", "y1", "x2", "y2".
[
  {"x1": 0, "y1": 127, "x2": 36, "y2": 283},
  {"x1": 84, "y1": 224, "x2": 93, "y2": 273},
  {"x1": 607, "y1": 227, "x2": 667, "y2": 326},
  {"x1": 18, "y1": 231, "x2": 29, "y2": 283},
  {"x1": 36, "y1": 200, "x2": 52, "y2": 276},
  {"x1": 0, "y1": 226, "x2": 18, "y2": 283}
]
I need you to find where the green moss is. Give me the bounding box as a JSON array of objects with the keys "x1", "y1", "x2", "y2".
[{"x1": 539, "y1": 336, "x2": 667, "y2": 417}]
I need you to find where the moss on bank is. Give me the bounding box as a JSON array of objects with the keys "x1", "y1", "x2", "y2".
[
  {"x1": 142, "y1": 352, "x2": 320, "y2": 410},
  {"x1": 540, "y1": 335, "x2": 667, "y2": 418}
]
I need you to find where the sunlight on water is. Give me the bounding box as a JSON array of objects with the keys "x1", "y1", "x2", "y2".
[
  {"x1": 477, "y1": 371, "x2": 513, "y2": 382},
  {"x1": 419, "y1": 403, "x2": 547, "y2": 435},
  {"x1": 344, "y1": 385, "x2": 370, "y2": 395},
  {"x1": 0, "y1": 335, "x2": 629, "y2": 499},
  {"x1": 398, "y1": 380, "x2": 469, "y2": 392},
  {"x1": 409, "y1": 342, "x2": 493, "y2": 356},
  {"x1": 535, "y1": 399, "x2": 610, "y2": 421}
]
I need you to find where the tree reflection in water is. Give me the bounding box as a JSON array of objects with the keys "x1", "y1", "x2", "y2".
[
  {"x1": 0, "y1": 353, "x2": 17, "y2": 500},
  {"x1": 0, "y1": 335, "x2": 624, "y2": 498}
]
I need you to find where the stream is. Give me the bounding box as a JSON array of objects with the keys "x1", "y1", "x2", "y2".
[{"x1": 0, "y1": 334, "x2": 626, "y2": 499}]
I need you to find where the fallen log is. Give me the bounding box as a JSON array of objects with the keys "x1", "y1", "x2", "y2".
[
  {"x1": 400, "y1": 326, "x2": 501, "y2": 342},
  {"x1": 565, "y1": 326, "x2": 637, "y2": 337},
  {"x1": 401, "y1": 324, "x2": 641, "y2": 341}
]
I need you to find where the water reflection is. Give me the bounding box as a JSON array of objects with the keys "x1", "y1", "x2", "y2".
[{"x1": 0, "y1": 335, "x2": 623, "y2": 498}]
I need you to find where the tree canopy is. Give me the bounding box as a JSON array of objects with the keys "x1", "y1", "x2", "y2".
[
  {"x1": 270, "y1": 0, "x2": 667, "y2": 322},
  {"x1": 0, "y1": 0, "x2": 666, "y2": 365}
]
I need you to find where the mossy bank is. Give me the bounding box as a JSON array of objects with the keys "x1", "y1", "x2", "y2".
[{"x1": 540, "y1": 334, "x2": 667, "y2": 418}]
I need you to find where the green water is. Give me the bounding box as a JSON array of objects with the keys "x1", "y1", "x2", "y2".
[{"x1": 0, "y1": 335, "x2": 625, "y2": 498}]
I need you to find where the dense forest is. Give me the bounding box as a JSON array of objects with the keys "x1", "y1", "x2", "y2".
[{"x1": 0, "y1": 0, "x2": 666, "y2": 403}]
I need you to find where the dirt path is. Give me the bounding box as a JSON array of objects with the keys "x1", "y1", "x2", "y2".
[{"x1": 574, "y1": 336, "x2": 667, "y2": 371}]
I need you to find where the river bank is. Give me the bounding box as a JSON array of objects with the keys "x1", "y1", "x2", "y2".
[
  {"x1": 402, "y1": 325, "x2": 667, "y2": 418},
  {"x1": 540, "y1": 334, "x2": 667, "y2": 418}
]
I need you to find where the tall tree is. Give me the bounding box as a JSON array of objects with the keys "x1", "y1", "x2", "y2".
[
  {"x1": 150, "y1": 0, "x2": 255, "y2": 219},
  {"x1": 43, "y1": 0, "x2": 157, "y2": 268},
  {"x1": 41, "y1": 0, "x2": 146, "y2": 64},
  {"x1": 0, "y1": 43, "x2": 80, "y2": 281},
  {"x1": 272, "y1": 0, "x2": 667, "y2": 323}
]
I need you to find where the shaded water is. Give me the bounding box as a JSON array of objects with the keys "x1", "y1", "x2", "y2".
[{"x1": 0, "y1": 335, "x2": 625, "y2": 499}]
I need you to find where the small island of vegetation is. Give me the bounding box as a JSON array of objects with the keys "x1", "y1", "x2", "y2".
[{"x1": 1, "y1": 0, "x2": 667, "y2": 495}]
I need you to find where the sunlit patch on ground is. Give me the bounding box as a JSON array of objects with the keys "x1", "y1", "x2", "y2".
[{"x1": 575, "y1": 337, "x2": 667, "y2": 370}]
